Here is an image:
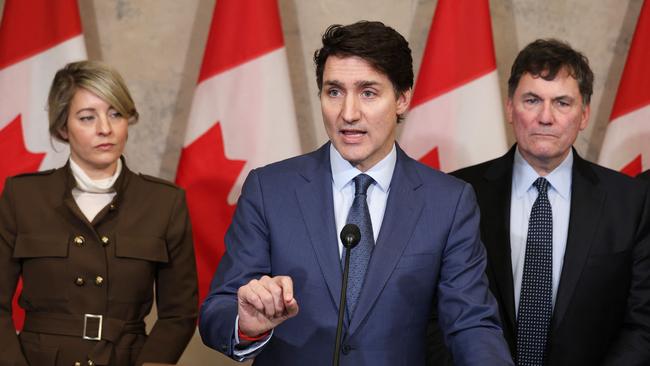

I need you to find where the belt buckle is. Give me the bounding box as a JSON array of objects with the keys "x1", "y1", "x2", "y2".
[{"x1": 83, "y1": 314, "x2": 103, "y2": 341}]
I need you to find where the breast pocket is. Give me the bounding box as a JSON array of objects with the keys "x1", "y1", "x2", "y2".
[
  {"x1": 13, "y1": 234, "x2": 70, "y2": 302},
  {"x1": 112, "y1": 235, "x2": 168, "y2": 302}
]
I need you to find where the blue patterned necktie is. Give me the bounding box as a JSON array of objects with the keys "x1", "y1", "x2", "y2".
[
  {"x1": 344, "y1": 173, "x2": 375, "y2": 316},
  {"x1": 516, "y1": 177, "x2": 553, "y2": 366}
]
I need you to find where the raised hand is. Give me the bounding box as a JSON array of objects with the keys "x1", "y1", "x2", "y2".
[{"x1": 237, "y1": 275, "x2": 299, "y2": 338}]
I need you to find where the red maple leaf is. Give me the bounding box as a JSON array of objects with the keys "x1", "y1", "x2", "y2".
[
  {"x1": 176, "y1": 122, "x2": 246, "y2": 303},
  {"x1": 621, "y1": 154, "x2": 643, "y2": 177},
  {"x1": 0, "y1": 115, "x2": 46, "y2": 192},
  {"x1": 420, "y1": 146, "x2": 441, "y2": 170},
  {"x1": 0, "y1": 115, "x2": 45, "y2": 331}
]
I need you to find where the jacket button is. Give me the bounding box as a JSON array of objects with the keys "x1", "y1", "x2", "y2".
[
  {"x1": 109, "y1": 203, "x2": 117, "y2": 211},
  {"x1": 100, "y1": 236, "x2": 110, "y2": 246},
  {"x1": 95, "y1": 276, "x2": 104, "y2": 286},
  {"x1": 87, "y1": 360, "x2": 94, "y2": 366},
  {"x1": 75, "y1": 277, "x2": 85, "y2": 286},
  {"x1": 342, "y1": 344, "x2": 352, "y2": 354},
  {"x1": 74, "y1": 362, "x2": 81, "y2": 366},
  {"x1": 73, "y1": 236, "x2": 85, "y2": 247}
]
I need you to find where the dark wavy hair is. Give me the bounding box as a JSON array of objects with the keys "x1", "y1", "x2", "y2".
[
  {"x1": 508, "y1": 39, "x2": 594, "y2": 105},
  {"x1": 314, "y1": 20, "x2": 413, "y2": 97}
]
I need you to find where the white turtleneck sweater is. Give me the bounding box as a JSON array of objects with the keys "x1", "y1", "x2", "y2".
[{"x1": 69, "y1": 158, "x2": 122, "y2": 222}]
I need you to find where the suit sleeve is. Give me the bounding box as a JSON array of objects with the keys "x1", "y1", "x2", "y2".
[
  {"x1": 602, "y1": 184, "x2": 650, "y2": 365},
  {"x1": 0, "y1": 178, "x2": 29, "y2": 366},
  {"x1": 199, "y1": 169, "x2": 272, "y2": 359},
  {"x1": 436, "y1": 183, "x2": 513, "y2": 366},
  {"x1": 134, "y1": 190, "x2": 198, "y2": 365}
]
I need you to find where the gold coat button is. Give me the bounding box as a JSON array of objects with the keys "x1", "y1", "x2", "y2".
[
  {"x1": 95, "y1": 276, "x2": 104, "y2": 286},
  {"x1": 87, "y1": 360, "x2": 94, "y2": 366},
  {"x1": 75, "y1": 277, "x2": 85, "y2": 286},
  {"x1": 73, "y1": 236, "x2": 85, "y2": 247},
  {"x1": 74, "y1": 362, "x2": 81, "y2": 366},
  {"x1": 100, "y1": 236, "x2": 110, "y2": 246},
  {"x1": 109, "y1": 203, "x2": 117, "y2": 211}
]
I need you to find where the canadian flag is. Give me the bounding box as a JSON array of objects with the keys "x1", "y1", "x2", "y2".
[
  {"x1": 0, "y1": 0, "x2": 86, "y2": 329},
  {"x1": 598, "y1": 0, "x2": 650, "y2": 176},
  {"x1": 175, "y1": 0, "x2": 301, "y2": 304},
  {"x1": 399, "y1": 0, "x2": 507, "y2": 172},
  {"x1": 0, "y1": 0, "x2": 87, "y2": 190}
]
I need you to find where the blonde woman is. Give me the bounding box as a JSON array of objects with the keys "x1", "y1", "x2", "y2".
[{"x1": 0, "y1": 61, "x2": 197, "y2": 366}]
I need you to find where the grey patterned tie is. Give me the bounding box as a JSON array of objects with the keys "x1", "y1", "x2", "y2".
[
  {"x1": 516, "y1": 177, "x2": 553, "y2": 366},
  {"x1": 344, "y1": 173, "x2": 375, "y2": 316}
]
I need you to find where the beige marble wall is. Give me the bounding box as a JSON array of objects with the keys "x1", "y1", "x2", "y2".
[{"x1": 1, "y1": 0, "x2": 643, "y2": 364}]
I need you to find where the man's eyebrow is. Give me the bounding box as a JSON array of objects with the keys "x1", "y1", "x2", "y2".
[
  {"x1": 323, "y1": 80, "x2": 342, "y2": 87},
  {"x1": 519, "y1": 91, "x2": 575, "y2": 103},
  {"x1": 520, "y1": 91, "x2": 541, "y2": 99},
  {"x1": 552, "y1": 95, "x2": 575, "y2": 102},
  {"x1": 356, "y1": 80, "x2": 379, "y2": 88},
  {"x1": 322, "y1": 80, "x2": 380, "y2": 88}
]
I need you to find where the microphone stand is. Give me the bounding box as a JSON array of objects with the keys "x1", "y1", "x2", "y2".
[
  {"x1": 333, "y1": 224, "x2": 360, "y2": 366},
  {"x1": 333, "y1": 242, "x2": 352, "y2": 366}
]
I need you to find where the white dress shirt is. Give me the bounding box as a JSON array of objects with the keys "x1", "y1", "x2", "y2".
[
  {"x1": 510, "y1": 148, "x2": 572, "y2": 316},
  {"x1": 330, "y1": 143, "x2": 396, "y2": 255}
]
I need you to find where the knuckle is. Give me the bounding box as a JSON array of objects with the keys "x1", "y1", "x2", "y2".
[
  {"x1": 269, "y1": 285, "x2": 282, "y2": 298},
  {"x1": 260, "y1": 292, "x2": 273, "y2": 304}
]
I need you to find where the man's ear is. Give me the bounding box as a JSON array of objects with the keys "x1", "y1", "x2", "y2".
[
  {"x1": 579, "y1": 104, "x2": 590, "y2": 131},
  {"x1": 506, "y1": 98, "x2": 514, "y2": 125},
  {"x1": 396, "y1": 88, "x2": 412, "y2": 115}
]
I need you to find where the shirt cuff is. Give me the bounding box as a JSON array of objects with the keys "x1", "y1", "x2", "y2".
[{"x1": 232, "y1": 315, "x2": 273, "y2": 360}]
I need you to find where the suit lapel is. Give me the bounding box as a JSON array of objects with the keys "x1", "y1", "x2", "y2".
[
  {"x1": 348, "y1": 147, "x2": 425, "y2": 335},
  {"x1": 552, "y1": 151, "x2": 605, "y2": 330},
  {"x1": 482, "y1": 150, "x2": 518, "y2": 334},
  {"x1": 295, "y1": 144, "x2": 344, "y2": 312}
]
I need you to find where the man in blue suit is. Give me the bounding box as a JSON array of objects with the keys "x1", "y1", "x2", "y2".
[{"x1": 199, "y1": 21, "x2": 512, "y2": 366}]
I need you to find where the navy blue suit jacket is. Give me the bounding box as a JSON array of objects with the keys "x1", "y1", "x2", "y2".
[{"x1": 199, "y1": 143, "x2": 512, "y2": 365}]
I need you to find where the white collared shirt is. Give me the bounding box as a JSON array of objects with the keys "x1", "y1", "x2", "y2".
[
  {"x1": 330, "y1": 143, "x2": 396, "y2": 256},
  {"x1": 510, "y1": 147, "x2": 572, "y2": 316}
]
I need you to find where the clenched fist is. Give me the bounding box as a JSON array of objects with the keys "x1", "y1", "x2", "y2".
[{"x1": 237, "y1": 275, "x2": 299, "y2": 338}]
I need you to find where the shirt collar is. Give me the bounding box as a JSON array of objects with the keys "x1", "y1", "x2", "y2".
[
  {"x1": 330, "y1": 143, "x2": 396, "y2": 193},
  {"x1": 513, "y1": 147, "x2": 573, "y2": 200}
]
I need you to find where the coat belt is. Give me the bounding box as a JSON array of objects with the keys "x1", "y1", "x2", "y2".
[{"x1": 23, "y1": 312, "x2": 146, "y2": 365}]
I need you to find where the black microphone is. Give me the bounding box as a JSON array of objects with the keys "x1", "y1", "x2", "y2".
[{"x1": 333, "y1": 224, "x2": 361, "y2": 366}]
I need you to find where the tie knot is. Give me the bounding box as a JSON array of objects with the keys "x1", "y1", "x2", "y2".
[
  {"x1": 533, "y1": 177, "x2": 549, "y2": 195},
  {"x1": 353, "y1": 174, "x2": 374, "y2": 196}
]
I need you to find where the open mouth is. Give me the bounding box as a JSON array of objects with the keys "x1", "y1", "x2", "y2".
[{"x1": 340, "y1": 129, "x2": 366, "y2": 143}]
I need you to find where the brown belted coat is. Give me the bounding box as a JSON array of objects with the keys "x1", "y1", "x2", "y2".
[{"x1": 0, "y1": 161, "x2": 198, "y2": 366}]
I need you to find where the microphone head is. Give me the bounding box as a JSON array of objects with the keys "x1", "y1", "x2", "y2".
[{"x1": 340, "y1": 224, "x2": 361, "y2": 249}]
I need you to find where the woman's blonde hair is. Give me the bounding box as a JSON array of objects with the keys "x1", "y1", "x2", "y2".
[{"x1": 48, "y1": 60, "x2": 139, "y2": 141}]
